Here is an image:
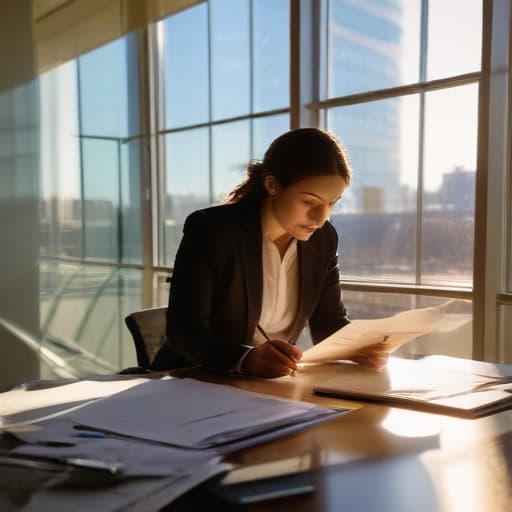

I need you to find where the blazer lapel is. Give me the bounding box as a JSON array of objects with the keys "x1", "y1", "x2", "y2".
[
  {"x1": 239, "y1": 210, "x2": 263, "y2": 341},
  {"x1": 293, "y1": 237, "x2": 323, "y2": 341}
]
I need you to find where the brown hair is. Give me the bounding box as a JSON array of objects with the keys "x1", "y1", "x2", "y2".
[{"x1": 226, "y1": 128, "x2": 352, "y2": 205}]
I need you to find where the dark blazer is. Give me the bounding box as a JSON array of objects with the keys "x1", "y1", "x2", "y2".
[{"x1": 151, "y1": 201, "x2": 350, "y2": 372}]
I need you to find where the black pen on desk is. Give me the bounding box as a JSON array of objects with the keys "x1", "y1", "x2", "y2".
[{"x1": 256, "y1": 324, "x2": 297, "y2": 377}]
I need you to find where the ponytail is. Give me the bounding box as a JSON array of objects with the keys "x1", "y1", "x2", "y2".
[{"x1": 226, "y1": 160, "x2": 267, "y2": 204}]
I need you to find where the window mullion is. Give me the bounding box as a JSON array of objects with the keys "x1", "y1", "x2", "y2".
[
  {"x1": 416, "y1": 0, "x2": 429, "y2": 287},
  {"x1": 207, "y1": 0, "x2": 213, "y2": 205}
]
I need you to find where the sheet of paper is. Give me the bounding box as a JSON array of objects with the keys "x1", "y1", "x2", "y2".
[
  {"x1": 302, "y1": 300, "x2": 463, "y2": 363},
  {"x1": 3, "y1": 416, "x2": 231, "y2": 512},
  {"x1": 0, "y1": 379, "x2": 148, "y2": 416},
  {"x1": 11, "y1": 434, "x2": 222, "y2": 478},
  {"x1": 69, "y1": 378, "x2": 342, "y2": 449},
  {"x1": 11, "y1": 449, "x2": 230, "y2": 512}
]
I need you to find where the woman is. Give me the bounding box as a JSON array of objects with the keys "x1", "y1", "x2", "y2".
[{"x1": 151, "y1": 128, "x2": 388, "y2": 377}]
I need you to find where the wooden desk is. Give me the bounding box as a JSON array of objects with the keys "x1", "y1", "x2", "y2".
[{"x1": 169, "y1": 363, "x2": 512, "y2": 512}]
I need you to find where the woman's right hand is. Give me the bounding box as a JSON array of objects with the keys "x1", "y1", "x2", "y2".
[{"x1": 241, "y1": 339, "x2": 302, "y2": 378}]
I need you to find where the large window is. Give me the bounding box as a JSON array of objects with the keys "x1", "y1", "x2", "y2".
[
  {"x1": 39, "y1": 34, "x2": 144, "y2": 375},
  {"x1": 36, "y1": 0, "x2": 512, "y2": 372},
  {"x1": 315, "y1": 0, "x2": 482, "y2": 355},
  {"x1": 40, "y1": 34, "x2": 143, "y2": 265},
  {"x1": 319, "y1": 0, "x2": 481, "y2": 287},
  {"x1": 158, "y1": 0, "x2": 290, "y2": 266}
]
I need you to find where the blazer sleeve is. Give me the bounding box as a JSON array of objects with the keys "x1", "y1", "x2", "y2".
[
  {"x1": 308, "y1": 224, "x2": 350, "y2": 344},
  {"x1": 165, "y1": 210, "x2": 250, "y2": 372}
]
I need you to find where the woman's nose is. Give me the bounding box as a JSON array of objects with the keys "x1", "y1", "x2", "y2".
[{"x1": 309, "y1": 204, "x2": 329, "y2": 224}]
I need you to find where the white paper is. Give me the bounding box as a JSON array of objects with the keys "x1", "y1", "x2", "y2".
[
  {"x1": 302, "y1": 300, "x2": 461, "y2": 363},
  {"x1": 15, "y1": 447, "x2": 230, "y2": 512},
  {"x1": 69, "y1": 378, "x2": 341, "y2": 449},
  {"x1": 0, "y1": 379, "x2": 148, "y2": 416},
  {"x1": 12, "y1": 436, "x2": 222, "y2": 477}
]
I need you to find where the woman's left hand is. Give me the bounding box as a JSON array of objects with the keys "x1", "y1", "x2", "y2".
[{"x1": 351, "y1": 343, "x2": 389, "y2": 370}]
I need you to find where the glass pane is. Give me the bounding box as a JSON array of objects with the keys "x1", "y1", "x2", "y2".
[
  {"x1": 164, "y1": 129, "x2": 210, "y2": 265},
  {"x1": 343, "y1": 290, "x2": 473, "y2": 359},
  {"x1": 77, "y1": 268, "x2": 142, "y2": 370},
  {"x1": 252, "y1": 113, "x2": 289, "y2": 159},
  {"x1": 154, "y1": 271, "x2": 172, "y2": 307},
  {"x1": 162, "y1": 4, "x2": 209, "y2": 128},
  {"x1": 40, "y1": 261, "x2": 142, "y2": 375},
  {"x1": 119, "y1": 269, "x2": 145, "y2": 369},
  {"x1": 210, "y1": 0, "x2": 250, "y2": 119},
  {"x1": 39, "y1": 61, "x2": 83, "y2": 259},
  {"x1": 327, "y1": 94, "x2": 420, "y2": 282},
  {"x1": 120, "y1": 140, "x2": 142, "y2": 264},
  {"x1": 422, "y1": 84, "x2": 478, "y2": 286},
  {"x1": 212, "y1": 120, "x2": 250, "y2": 204},
  {"x1": 40, "y1": 260, "x2": 80, "y2": 331},
  {"x1": 82, "y1": 139, "x2": 119, "y2": 261},
  {"x1": 78, "y1": 33, "x2": 140, "y2": 138},
  {"x1": 253, "y1": 0, "x2": 290, "y2": 112},
  {"x1": 427, "y1": 0, "x2": 482, "y2": 81},
  {"x1": 326, "y1": 0, "x2": 421, "y2": 99}
]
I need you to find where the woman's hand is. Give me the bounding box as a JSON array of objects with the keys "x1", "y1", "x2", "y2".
[
  {"x1": 242, "y1": 339, "x2": 302, "y2": 378},
  {"x1": 351, "y1": 342, "x2": 389, "y2": 370}
]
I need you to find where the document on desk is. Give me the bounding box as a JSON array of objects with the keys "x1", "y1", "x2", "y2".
[
  {"x1": 2, "y1": 435, "x2": 231, "y2": 512},
  {"x1": 69, "y1": 378, "x2": 346, "y2": 451},
  {"x1": 301, "y1": 300, "x2": 468, "y2": 363},
  {"x1": 313, "y1": 355, "x2": 512, "y2": 418},
  {"x1": 0, "y1": 378, "x2": 148, "y2": 424}
]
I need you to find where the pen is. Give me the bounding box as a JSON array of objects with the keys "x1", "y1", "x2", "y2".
[
  {"x1": 256, "y1": 324, "x2": 297, "y2": 377},
  {"x1": 256, "y1": 324, "x2": 271, "y2": 343},
  {"x1": 0, "y1": 454, "x2": 123, "y2": 474}
]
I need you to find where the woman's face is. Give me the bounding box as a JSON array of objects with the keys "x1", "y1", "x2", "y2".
[{"x1": 267, "y1": 174, "x2": 348, "y2": 241}]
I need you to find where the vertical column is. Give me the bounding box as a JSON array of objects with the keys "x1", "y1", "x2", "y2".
[
  {"x1": 290, "y1": 0, "x2": 319, "y2": 129},
  {"x1": 0, "y1": 0, "x2": 40, "y2": 388},
  {"x1": 473, "y1": 0, "x2": 511, "y2": 362}
]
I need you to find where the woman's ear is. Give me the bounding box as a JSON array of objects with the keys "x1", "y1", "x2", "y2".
[{"x1": 264, "y1": 175, "x2": 281, "y2": 196}]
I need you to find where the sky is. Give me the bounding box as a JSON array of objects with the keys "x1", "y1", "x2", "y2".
[
  {"x1": 400, "y1": 0, "x2": 481, "y2": 190},
  {"x1": 40, "y1": 0, "x2": 483, "y2": 199}
]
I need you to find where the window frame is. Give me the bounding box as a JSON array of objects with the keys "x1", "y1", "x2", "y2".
[{"x1": 142, "y1": 0, "x2": 512, "y2": 362}]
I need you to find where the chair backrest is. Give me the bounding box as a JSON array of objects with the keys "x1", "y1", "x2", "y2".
[{"x1": 124, "y1": 307, "x2": 167, "y2": 369}]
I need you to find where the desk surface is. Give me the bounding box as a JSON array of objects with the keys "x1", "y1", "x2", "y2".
[
  {"x1": 2, "y1": 363, "x2": 511, "y2": 512},
  {"x1": 169, "y1": 363, "x2": 512, "y2": 512}
]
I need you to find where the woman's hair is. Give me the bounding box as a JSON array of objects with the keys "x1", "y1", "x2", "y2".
[{"x1": 226, "y1": 128, "x2": 352, "y2": 205}]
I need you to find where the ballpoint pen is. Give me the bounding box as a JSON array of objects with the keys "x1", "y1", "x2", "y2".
[
  {"x1": 0, "y1": 453, "x2": 123, "y2": 474},
  {"x1": 256, "y1": 324, "x2": 297, "y2": 377}
]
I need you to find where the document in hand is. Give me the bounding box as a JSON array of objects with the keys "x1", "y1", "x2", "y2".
[
  {"x1": 313, "y1": 355, "x2": 512, "y2": 418},
  {"x1": 301, "y1": 300, "x2": 467, "y2": 363},
  {"x1": 70, "y1": 378, "x2": 346, "y2": 452}
]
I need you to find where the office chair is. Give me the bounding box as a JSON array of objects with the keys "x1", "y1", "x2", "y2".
[{"x1": 122, "y1": 306, "x2": 167, "y2": 372}]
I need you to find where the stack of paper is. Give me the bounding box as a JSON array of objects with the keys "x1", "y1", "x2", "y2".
[
  {"x1": 1, "y1": 377, "x2": 345, "y2": 511},
  {"x1": 313, "y1": 355, "x2": 512, "y2": 418},
  {"x1": 69, "y1": 378, "x2": 344, "y2": 452}
]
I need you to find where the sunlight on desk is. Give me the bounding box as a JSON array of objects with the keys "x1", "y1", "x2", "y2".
[
  {"x1": 381, "y1": 408, "x2": 444, "y2": 438},
  {"x1": 0, "y1": 379, "x2": 148, "y2": 424}
]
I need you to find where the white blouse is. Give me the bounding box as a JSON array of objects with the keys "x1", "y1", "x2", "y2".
[
  {"x1": 232, "y1": 233, "x2": 299, "y2": 373},
  {"x1": 253, "y1": 234, "x2": 299, "y2": 345}
]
